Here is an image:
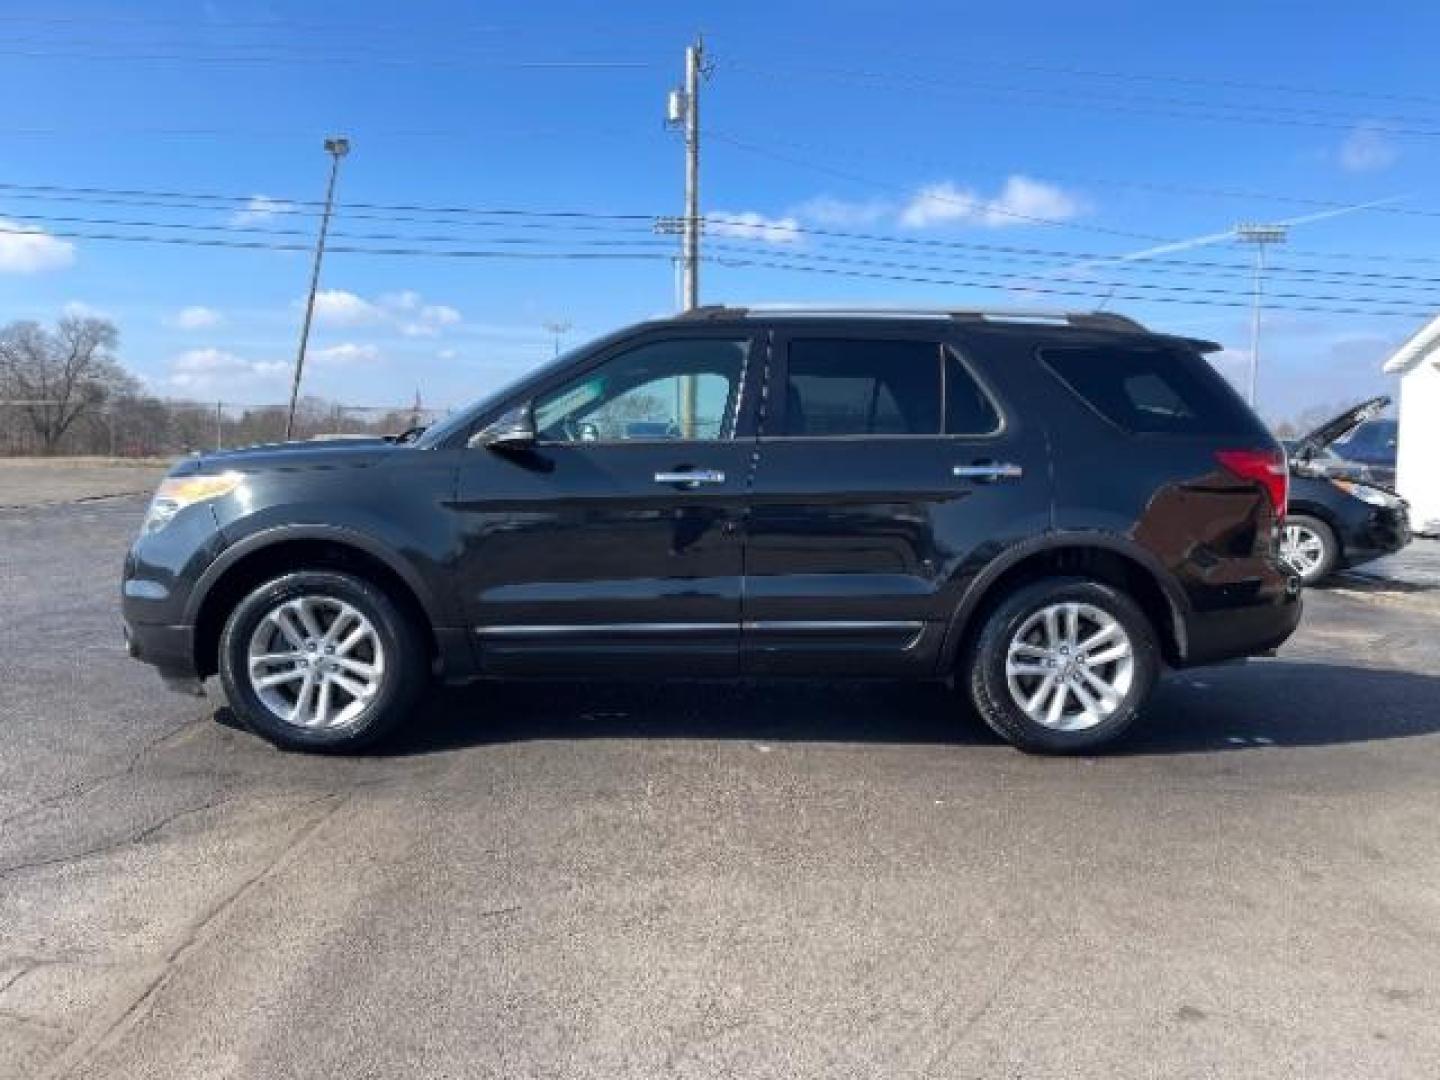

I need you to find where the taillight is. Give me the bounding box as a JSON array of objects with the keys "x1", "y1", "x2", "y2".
[{"x1": 1215, "y1": 448, "x2": 1288, "y2": 519}]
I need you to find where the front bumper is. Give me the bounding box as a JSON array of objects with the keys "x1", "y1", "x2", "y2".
[
  {"x1": 123, "y1": 618, "x2": 204, "y2": 692},
  {"x1": 1340, "y1": 504, "x2": 1411, "y2": 567}
]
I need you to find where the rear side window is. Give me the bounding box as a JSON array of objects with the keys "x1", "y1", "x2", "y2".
[
  {"x1": 1041, "y1": 344, "x2": 1255, "y2": 435},
  {"x1": 782, "y1": 339, "x2": 999, "y2": 436}
]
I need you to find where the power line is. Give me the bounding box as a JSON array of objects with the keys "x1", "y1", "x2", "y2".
[
  {"x1": 701, "y1": 242, "x2": 1440, "y2": 311},
  {"x1": 0, "y1": 46, "x2": 653, "y2": 68},
  {"x1": 705, "y1": 135, "x2": 1440, "y2": 267},
  {"x1": 707, "y1": 132, "x2": 1170, "y2": 242},
  {"x1": 6, "y1": 177, "x2": 1440, "y2": 271},
  {"x1": 709, "y1": 127, "x2": 1440, "y2": 224},
  {"x1": 701, "y1": 254, "x2": 1435, "y2": 320},
  {"x1": 722, "y1": 59, "x2": 1440, "y2": 138},
  {"x1": 0, "y1": 219, "x2": 1429, "y2": 316}
]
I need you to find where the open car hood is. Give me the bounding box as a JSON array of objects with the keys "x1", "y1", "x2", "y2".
[{"x1": 1292, "y1": 395, "x2": 1390, "y2": 458}]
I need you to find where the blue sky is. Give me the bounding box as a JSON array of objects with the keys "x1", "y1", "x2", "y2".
[{"x1": 1, "y1": 0, "x2": 1437, "y2": 423}]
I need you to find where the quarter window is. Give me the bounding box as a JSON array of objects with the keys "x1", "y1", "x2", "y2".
[
  {"x1": 533, "y1": 338, "x2": 748, "y2": 442},
  {"x1": 1041, "y1": 344, "x2": 1255, "y2": 435}
]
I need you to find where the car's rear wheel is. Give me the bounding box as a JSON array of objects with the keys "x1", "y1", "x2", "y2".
[
  {"x1": 1280, "y1": 514, "x2": 1338, "y2": 586},
  {"x1": 218, "y1": 570, "x2": 426, "y2": 752},
  {"x1": 966, "y1": 577, "x2": 1160, "y2": 753}
]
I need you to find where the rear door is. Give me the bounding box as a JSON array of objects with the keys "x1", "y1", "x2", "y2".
[{"x1": 741, "y1": 324, "x2": 1051, "y2": 675}]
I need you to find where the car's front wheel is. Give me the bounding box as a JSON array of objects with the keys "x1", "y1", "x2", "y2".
[
  {"x1": 217, "y1": 570, "x2": 427, "y2": 752},
  {"x1": 1280, "y1": 514, "x2": 1338, "y2": 586},
  {"x1": 966, "y1": 577, "x2": 1160, "y2": 753}
]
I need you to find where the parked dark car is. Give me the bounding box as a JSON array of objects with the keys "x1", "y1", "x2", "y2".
[
  {"x1": 1333, "y1": 416, "x2": 1398, "y2": 489},
  {"x1": 123, "y1": 306, "x2": 1301, "y2": 755},
  {"x1": 1282, "y1": 397, "x2": 1410, "y2": 585}
]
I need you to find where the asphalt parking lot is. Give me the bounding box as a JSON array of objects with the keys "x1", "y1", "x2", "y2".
[{"x1": 2, "y1": 493, "x2": 1439, "y2": 1079}]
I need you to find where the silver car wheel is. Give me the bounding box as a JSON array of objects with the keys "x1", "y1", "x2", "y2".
[
  {"x1": 1280, "y1": 523, "x2": 1327, "y2": 581},
  {"x1": 1004, "y1": 602, "x2": 1135, "y2": 732},
  {"x1": 246, "y1": 596, "x2": 386, "y2": 729}
]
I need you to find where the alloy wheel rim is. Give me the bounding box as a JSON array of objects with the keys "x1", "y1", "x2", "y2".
[
  {"x1": 1280, "y1": 524, "x2": 1326, "y2": 579},
  {"x1": 246, "y1": 596, "x2": 385, "y2": 729},
  {"x1": 1004, "y1": 602, "x2": 1135, "y2": 732}
]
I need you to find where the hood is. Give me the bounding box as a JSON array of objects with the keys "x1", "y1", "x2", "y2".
[
  {"x1": 170, "y1": 436, "x2": 398, "y2": 476},
  {"x1": 1291, "y1": 395, "x2": 1390, "y2": 458}
]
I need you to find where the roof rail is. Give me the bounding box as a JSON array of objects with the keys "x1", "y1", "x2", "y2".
[{"x1": 673, "y1": 304, "x2": 1146, "y2": 331}]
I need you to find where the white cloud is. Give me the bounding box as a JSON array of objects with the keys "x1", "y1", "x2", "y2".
[
  {"x1": 791, "y1": 195, "x2": 893, "y2": 227},
  {"x1": 62, "y1": 299, "x2": 106, "y2": 319},
  {"x1": 378, "y1": 289, "x2": 422, "y2": 311},
  {"x1": 312, "y1": 342, "x2": 381, "y2": 366},
  {"x1": 167, "y1": 305, "x2": 224, "y2": 330},
  {"x1": 401, "y1": 303, "x2": 462, "y2": 337},
  {"x1": 1339, "y1": 123, "x2": 1399, "y2": 173},
  {"x1": 231, "y1": 194, "x2": 297, "y2": 226},
  {"x1": 706, "y1": 210, "x2": 804, "y2": 245},
  {"x1": 312, "y1": 288, "x2": 383, "y2": 327},
  {"x1": 899, "y1": 175, "x2": 1085, "y2": 229},
  {"x1": 310, "y1": 288, "x2": 463, "y2": 337},
  {"x1": 437, "y1": 348, "x2": 458, "y2": 360},
  {"x1": 166, "y1": 347, "x2": 288, "y2": 394},
  {"x1": 0, "y1": 220, "x2": 76, "y2": 274}
]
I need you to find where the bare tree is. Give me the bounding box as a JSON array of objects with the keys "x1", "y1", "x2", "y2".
[{"x1": 0, "y1": 316, "x2": 136, "y2": 453}]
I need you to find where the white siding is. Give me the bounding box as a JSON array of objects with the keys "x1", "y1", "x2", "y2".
[{"x1": 1395, "y1": 360, "x2": 1440, "y2": 532}]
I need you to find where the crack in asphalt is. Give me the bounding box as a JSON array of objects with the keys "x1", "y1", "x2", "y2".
[
  {"x1": 0, "y1": 718, "x2": 200, "y2": 833},
  {"x1": 37, "y1": 791, "x2": 348, "y2": 1080},
  {"x1": 0, "y1": 793, "x2": 237, "y2": 878}
]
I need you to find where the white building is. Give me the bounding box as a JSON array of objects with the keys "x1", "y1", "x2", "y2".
[{"x1": 1383, "y1": 313, "x2": 1440, "y2": 535}]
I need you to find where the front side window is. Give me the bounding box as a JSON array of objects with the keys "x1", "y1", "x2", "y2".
[{"x1": 533, "y1": 337, "x2": 748, "y2": 443}]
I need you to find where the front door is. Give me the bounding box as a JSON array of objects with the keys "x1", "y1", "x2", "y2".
[
  {"x1": 455, "y1": 331, "x2": 759, "y2": 675},
  {"x1": 742, "y1": 326, "x2": 1050, "y2": 675}
]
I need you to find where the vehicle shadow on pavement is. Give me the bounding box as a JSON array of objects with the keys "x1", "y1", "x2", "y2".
[{"x1": 377, "y1": 660, "x2": 1440, "y2": 758}]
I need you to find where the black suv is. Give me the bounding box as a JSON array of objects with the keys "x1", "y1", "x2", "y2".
[{"x1": 123, "y1": 306, "x2": 1301, "y2": 754}]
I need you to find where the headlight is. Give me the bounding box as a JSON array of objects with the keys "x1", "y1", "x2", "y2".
[
  {"x1": 1330, "y1": 479, "x2": 1400, "y2": 509},
  {"x1": 141, "y1": 471, "x2": 244, "y2": 534}
]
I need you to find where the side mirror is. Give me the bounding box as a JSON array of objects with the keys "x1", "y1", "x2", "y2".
[{"x1": 468, "y1": 403, "x2": 536, "y2": 450}]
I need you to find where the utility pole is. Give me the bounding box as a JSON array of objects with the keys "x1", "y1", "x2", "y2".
[
  {"x1": 665, "y1": 37, "x2": 704, "y2": 311},
  {"x1": 666, "y1": 36, "x2": 705, "y2": 433},
  {"x1": 285, "y1": 136, "x2": 350, "y2": 440},
  {"x1": 215, "y1": 400, "x2": 223, "y2": 451},
  {"x1": 1235, "y1": 223, "x2": 1287, "y2": 409}
]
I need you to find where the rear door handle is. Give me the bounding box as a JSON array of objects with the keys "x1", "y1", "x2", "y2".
[
  {"x1": 654, "y1": 469, "x2": 726, "y2": 486},
  {"x1": 953, "y1": 462, "x2": 1024, "y2": 482}
]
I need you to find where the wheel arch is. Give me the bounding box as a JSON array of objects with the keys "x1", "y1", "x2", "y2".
[
  {"x1": 189, "y1": 527, "x2": 440, "y2": 679},
  {"x1": 940, "y1": 533, "x2": 1190, "y2": 670}
]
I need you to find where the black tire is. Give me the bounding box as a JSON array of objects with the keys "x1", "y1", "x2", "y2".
[
  {"x1": 217, "y1": 570, "x2": 427, "y2": 752},
  {"x1": 1281, "y1": 513, "x2": 1339, "y2": 586},
  {"x1": 965, "y1": 576, "x2": 1160, "y2": 754}
]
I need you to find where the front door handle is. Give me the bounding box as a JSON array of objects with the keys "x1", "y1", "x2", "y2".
[
  {"x1": 654, "y1": 469, "x2": 726, "y2": 486},
  {"x1": 953, "y1": 462, "x2": 1024, "y2": 482}
]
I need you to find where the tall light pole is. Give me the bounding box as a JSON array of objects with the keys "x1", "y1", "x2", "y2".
[
  {"x1": 542, "y1": 319, "x2": 572, "y2": 358},
  {"x1": 285, "y1": 135, "x2": 350, "y2": 440},
  {"x1": 1235, "y1": 223, "x2": 1287, "y2": 409}
]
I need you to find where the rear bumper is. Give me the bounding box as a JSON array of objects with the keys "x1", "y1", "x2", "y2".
[{"x1": 1179, "y1": 588, "x2": 1303, "y2": 667}]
